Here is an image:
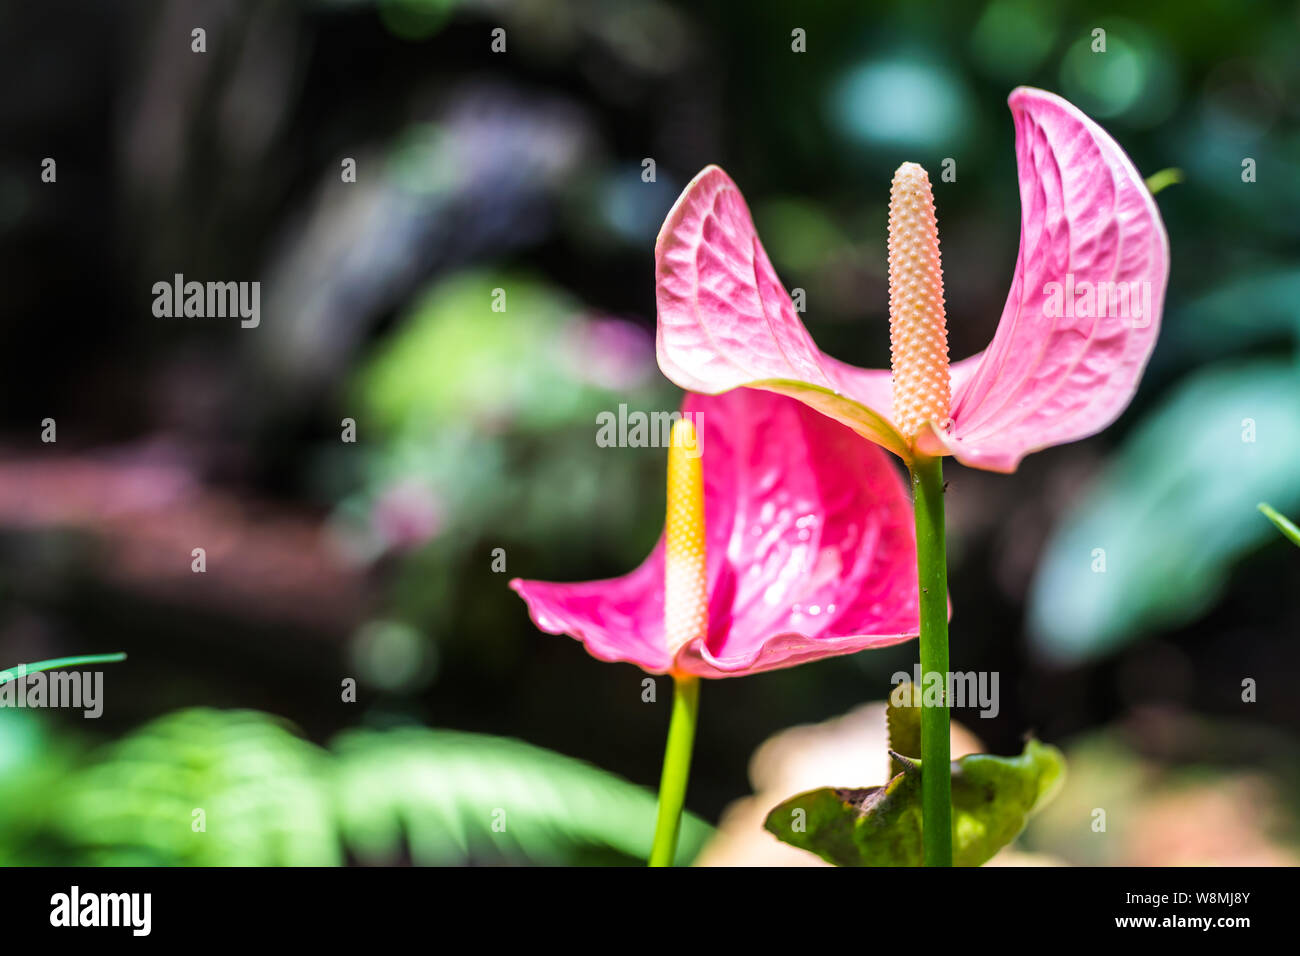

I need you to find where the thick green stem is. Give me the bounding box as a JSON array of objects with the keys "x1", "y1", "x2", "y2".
[
  {"x1": 910, "y1": 454, "x2": 951, "y2": 867},
  {"x1": 648, "y1": 674, "x2": 700, "y2": 867}
]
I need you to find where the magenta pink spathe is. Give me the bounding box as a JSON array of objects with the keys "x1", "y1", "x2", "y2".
[
  {"x1": 511, "y1": 388, "x2": 920, "y2": 677},
  {"x1": 654, "y1": 87, "x2": 1170, "y2": 472}
]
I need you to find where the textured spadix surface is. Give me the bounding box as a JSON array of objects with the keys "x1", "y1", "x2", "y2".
[
  {"x1": 654, "y1": 87, "x2": 1169, "y2": 472},
  {"x1": 887, "y1": 162, "x2": 951, "y2": 440},
  {"x1": 511, "y1": 389, "x2": 919, "y2": 677}
]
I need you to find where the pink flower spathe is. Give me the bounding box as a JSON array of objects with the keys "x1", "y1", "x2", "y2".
[
  {"x1": 511, "y1": 388, "x2": 919, "y2": 677},
  {"x1": 654, "y1": 87, "x2": 1170, "y2": 472}
]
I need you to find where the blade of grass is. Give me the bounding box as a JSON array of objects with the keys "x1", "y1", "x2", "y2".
[
  {"x1": 0, "y1": 653, "x2": 127, "y2": 685},
  {"x1": 1258, "y1": 503, "x2": 1300, "y2": 548}
]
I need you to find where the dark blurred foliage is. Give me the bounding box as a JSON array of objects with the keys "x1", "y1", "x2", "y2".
[{"x1": 0, "y1": 0, "x2": 1298, "y2": 863}]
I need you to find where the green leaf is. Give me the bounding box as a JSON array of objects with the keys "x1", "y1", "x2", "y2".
[
  {"x1": 1259, "y1": 502, "x2": 1300, "y2": 548},
  {"x1": 1028, "y1": 360, "x2": 1300, "y2": 663},
  {"x1": 886, "y1": 680, "x2": 922, "y2": 777},
  {"x1": 764, "y1": 738, "x2": 1066, "y2": 867},
  {"x1": 0, "y1": 653, "x2": 125, "y2": 685},
  {"x1": 0, "y1": 710, "x2": 83, "y2": 864},
  {"x1": 352, "y1": 270, "x2": 661, "y2": 436},
  {"x1": 330, "y1": 726, "x2": 714, "y2": 866},
  {"x1": 48, "y1": 709, "x2": 713, "y2": 866},
  {"x1": 52, "y1": 709, "x2": 340, "y2": 866},
  {"x1": 1172, "y1": 270, "x2": 1300, "y2": 361}
]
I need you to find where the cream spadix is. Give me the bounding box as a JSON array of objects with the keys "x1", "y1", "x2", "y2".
[{"x1": 887, "y1": 162, "x2": 951, "y2": 443}]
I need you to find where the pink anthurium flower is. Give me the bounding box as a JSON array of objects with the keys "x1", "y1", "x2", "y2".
[
  {"x1": 510, "y1": 388, "x2": 920, "y2": 678},
  {"x1": 654, "y1": 87, "x2": 1170, "y2": 473}
]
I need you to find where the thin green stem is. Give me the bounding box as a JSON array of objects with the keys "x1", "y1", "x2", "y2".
[
  {"x1": 648, "y1": 673, "x2": 700, "y2": 867},
  {"x1": 910, "y1": 454, "x2": 951, "y2": 867},
  {"x1": 1259, "y1": 502, "x2": 1300, "y2": 548},
  {"x1": 1144, "y1": 167, "x2": 1184, "y2": 195},
  {"x1": 0, "y1": 653, "x2": 127, "y2": 685}
]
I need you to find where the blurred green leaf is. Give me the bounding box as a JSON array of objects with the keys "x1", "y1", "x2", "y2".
[
  {"x1": 330, "y1": 727, "x2": 713, "y2": 866},
  {"x1": 1174, "y1": 270, "x2": 1300, "y2": 358},
  {"x1": 53, "y1": 709, "x2": 339, "y2": 866},
  {"x1": 1029, "y1": 361, "x2": 1300, "y2": 663},
  {"x1": 1058, "y1": 19, "x2": 1179, "y2": 127},
  {"x1": 353, "y1": 270, "x2": 653, "y2": 434},
  {"x1": 43, "y1": 709, "x2": 710, "y2": 866},
  {"x1": 753, "y1": 197, "x2": 849, "y2": 274},
  {"x1": 764, "y1": 739, "x2": 1065, "y2": 867},
  {"x1": 0, "y1": 710, "x2": 82, "y2": 865},
  {"x1": 970, "y1": 0, "x2": 1059, "y2": 79}
]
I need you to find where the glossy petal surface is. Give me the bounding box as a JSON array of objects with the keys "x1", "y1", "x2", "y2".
[
  {"x1": 654, "y1": 165, "x2": 914, "y2": 460},
  {"x1": 511, "y1": 389, "x2": 919, "y2": 677},
  {"x1": 654, "y1": 88, "x2": 1168, "y2": 472},
  {"x1": 928, "y1": 87, "x2": 1170, "y2": 471}
]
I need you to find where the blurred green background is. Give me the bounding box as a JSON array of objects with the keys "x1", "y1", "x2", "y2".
[{"x1": 0, "y1": 0, "x2": 1297, "y2": 865}]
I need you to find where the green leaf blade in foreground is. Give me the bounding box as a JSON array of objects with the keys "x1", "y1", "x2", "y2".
[
  {"x1": 330, "y1": 726, "x2": 715, "y2": 866},
  {"x1": 0, "y1": 653, "x2": 126, "y2": 686},
  {"x1": 49, "y1": 709, "x2": 712, "y2": 866},
  {"x1": 1259, "y1": 503, "x2": 1300, "y2": 548},
  {"x1": 764, "y1": 739, "x2": 1065, "y2": 867},
  {"x1": 53, "y1": 708, "x2": 339, "y2": 866}
]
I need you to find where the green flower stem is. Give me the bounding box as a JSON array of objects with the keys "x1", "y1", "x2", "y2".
[
  {"x1": 648, "y1": 673, "x2": 700, "y2": 867},
  {"x1": 910, "y1": 454, "x2": 952, "y2": 867}
]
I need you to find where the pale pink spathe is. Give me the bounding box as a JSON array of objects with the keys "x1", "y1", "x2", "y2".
[
  {"x1": 654, "y1": 87, "x2": 1170, "y2": 472},
  {"x1": 510, "y1": 389, "x2": 919, "y2": 677}
]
